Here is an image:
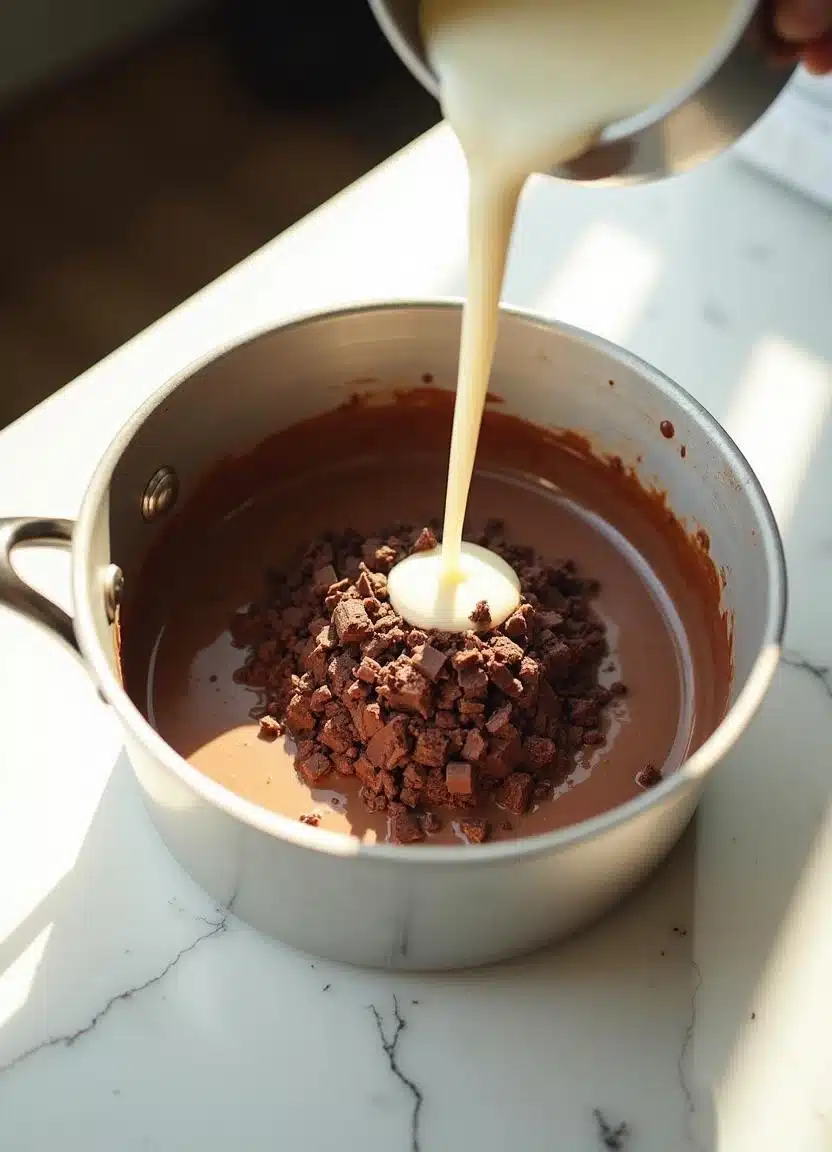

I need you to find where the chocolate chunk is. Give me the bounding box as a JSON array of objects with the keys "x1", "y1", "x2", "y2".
[
  {"x1": 327, "y1": 651, "x2": 357, "y2": 697},
  {"x1": 570, "y1": 698, "x2": 600, "y2": 728},
  {"x1": 504, "y1": 604, "x2": 533, "y2": 643},
  {"x1": 258, "y1": 715, "x2": 283, "y2": 741},
  {"x1": 309, "y1": 620, "x2": 337, "y2": 651},
  {"x1": 390, "y1": 809, "x2": 425, "y2": 844},
  {"x1": 360, "y1": 701, "x2": 385, "y2": 740},
  {"x1": 400, "y1": 786, "x2": 421, "y2": 808},
  {"x1": 483, "y1": 726, "x2": 523, "y2": 778},
  {"x1": 519, "y1": 655, "x2": 540, "y2": 690},
  {"x1": 459, "y1": 818, "x2": 489, "y2": 844},
  {"x1": 297, "y1": 750, "x2": 332, "y2": 785},
  {"x1": 285, "y1": 692, "x2": 315, "y2": 735},
  {"x1": 355, "y1": 570, "x2": 375, "y2": 598},
  {"x1": 413, "y1": 728, "x2": 449, "y2": 768},
  {"x1": 452, "y1": 647, "x2": 483, "y2": 671},
  {"x1": 461, "y1": 729, "x2": 487, "y2": 762},
  {"x1": 425, "y1": 767, "x2": 450, "y2": 807},
  {"x1": 380, "y1": 544, "x2": 400, "y2": 569},
  {"x1": 490, "y1": 634, "x2": 524, "y2": 665},
  {"x1": 458, "y1": 700, "x2": 485, "y2": 719},
  {"x1": 365, "y1": 716, "x2": 410, "y2": 771},
  {"x1": 488, "y1": 661, "x2": 524, "y2": 698},
  {"x1": 320, "y1": 712, "x2": 356, "y2": 754},
  {"x1": 332, "y1": 598, "x2": 373, "y2": 644},
  {"x1": 331, "y1": 753, "x2": 356, "y2": 776},
  {"x1": 403, "y1": 763, "x2": 427, "y2": 790},
  {"x1": 355, "y1": 756, "x2": 379, "y2": 788},
  {"x1": 500, "y1": 772, "x2": 533, "y2": 816},
  {"x1": 486, "y1": 703, "x2": 513, "y2": 734},
  {"x1": 437, "y1": 680, "x2": 462, "y2": 708},
  {"x1": 378, "y1": 770, "x2": 399, "y2": 800},
  {"x1": 635, "y1": 764, "x2": 662, "y2": 789},
  {"x1": 304, "y1": 643, "x2": 329, "y2": 685},
  {"x1": 360, "y1": 787, "x2": 388, "y2": 812},
  {"x1": 412, "y1": 526, "x2": 438, "y2": 553},
  {"x1": 356, "y1": 656, "x2": 381, "y2": 683},
  {"x1": 523, "y1": 736, "x2": 557, "y2": 772},
  {"x1": 362, "y1": 634, "x2": 392, "y2": 661},
  {"x1": 469, "y1": 600, "x2": 492, "y2": 626},
  {"x1": 446, "y1": 761, "x2": 474, "y2": 796},
  {"x1": 313, "y1": 564, "x2": 338, "y2": 594},
  {"x1": 412, "y1": 643, "x2": 448, "y2": 682},
  {"x1": 543, "y1": 641, "x2": 571, "y2": 680},
  {"x1": 377, "y1": 655, "x2": 433, "y2": 718},
  {"x1": 309, "y1": 685, "x2": 332, "y2": 714},
  {"x1": 610, "y1": 681, "x2": 628, "y2": 696}
]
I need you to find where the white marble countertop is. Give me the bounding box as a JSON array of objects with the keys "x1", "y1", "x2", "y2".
[{"x1": 0, "y1": 126, "x2": 831, "y2": 1151}]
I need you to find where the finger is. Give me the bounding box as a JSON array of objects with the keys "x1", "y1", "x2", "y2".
[
  {"x1": 804, "y1": 32, "x2": 832, "y2": 70},
  {"x1": 775, "y1": 0, "x2": 832, "y2": 42}
]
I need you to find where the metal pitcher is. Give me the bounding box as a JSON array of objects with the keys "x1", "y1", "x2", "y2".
[{"x1": 368, "y1": 0, "x2": 796, "y2": 183}]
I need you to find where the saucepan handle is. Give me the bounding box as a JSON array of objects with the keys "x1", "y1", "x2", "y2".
[{"x1": 0, "y1": 517, "x2": 79, "y2": 653}]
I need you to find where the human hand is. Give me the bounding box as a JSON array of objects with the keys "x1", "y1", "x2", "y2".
[{"x1": 775, "y1": 0, "x2": 832, "y2": 74}]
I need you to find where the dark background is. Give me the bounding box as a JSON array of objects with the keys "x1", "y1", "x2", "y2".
[{"x1": 0, "y1": 0, "x2": 439, "y2": 429}]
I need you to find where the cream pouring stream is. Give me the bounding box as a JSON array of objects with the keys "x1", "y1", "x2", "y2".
[{"x1": 387, "y1": 0, "x2": 735, "y2": 633}]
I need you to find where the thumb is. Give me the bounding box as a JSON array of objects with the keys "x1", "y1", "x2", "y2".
[{"x1": 775, "y1": 0, "x2": 832, "y2": 41}]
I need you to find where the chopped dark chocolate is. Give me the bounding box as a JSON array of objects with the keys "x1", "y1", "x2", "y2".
[
  {"x1": 412, "y1": 526, "x2": 438, "y2": 553},
  {"x1": 469, "y1": 600, "x2": 492, "y2": 626},
  {"x1": 446, "y1": 761, "x2": 474, "y2": 796},
  {"x1": 365, "y1": 716, "x2": 410, "y2": 771},
  {"x1": 635, "y1": 763, "x2": 662, "y2": 789},
  {"x1": 258, "y1": 715, "x2": 283, "y2": 741},
  {"x1": 459, "y1": 818, "x2": 489, "y2": 844},
  {"x1": 412, "y1": 642, "x2": 448, "y2": 682},
  {"x1": 231, "y1": 519, "x2": 615, "y2": 844},
  {"x1": 332, "y1": 598, "x2": 373, "y2": 644},
  {"x1": 500, "y1": 772, "x2": 534, "y2": 816},
  {"x1": 390, "y1": 809, "x2": 425, "y2": 844}
]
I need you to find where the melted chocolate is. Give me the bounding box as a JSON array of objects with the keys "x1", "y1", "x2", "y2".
[{"x1": 120, "y1": 392, "x2": 732, "y2": 845}]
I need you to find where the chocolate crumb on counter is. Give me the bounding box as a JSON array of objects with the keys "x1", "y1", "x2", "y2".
[{"x1": 231, "y1": 521, "x2": 620, "y2": 844}]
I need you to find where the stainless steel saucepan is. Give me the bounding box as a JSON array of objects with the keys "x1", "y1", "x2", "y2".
[{"x1": 0, "y1": 304, "x2": 786, "y2": 969}]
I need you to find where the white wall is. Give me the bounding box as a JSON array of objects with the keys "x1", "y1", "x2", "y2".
[{"x1": 0, "y1": 0, "x2": 204, "y2": 105}]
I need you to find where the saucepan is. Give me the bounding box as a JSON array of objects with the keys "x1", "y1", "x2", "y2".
[{"x1": 0, "y1": 303, "x2": 786, "y2": 969}]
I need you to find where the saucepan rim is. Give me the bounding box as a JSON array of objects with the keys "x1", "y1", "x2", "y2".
[{"x1": 71, "y1": 300, "x2": 787, "y2": 866}]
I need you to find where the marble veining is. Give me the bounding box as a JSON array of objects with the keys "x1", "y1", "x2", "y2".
[
  {"x1": 0, "y1": 911, "x2": 231, "y2": 1077},
  {"x1": 370, "y1": 997, "x2": 424, "y2": 1152},
  {"x1": 677, "y1": 959, "x2": 703, "y2": 1143},
  {"x1": 781, "y1": 651, "x2": 832, "y2": 700},
  {"x1": 593, "y1": 1109, "x2": 630, "y2": 1149}
]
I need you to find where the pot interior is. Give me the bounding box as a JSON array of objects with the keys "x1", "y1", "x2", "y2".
[{"x1": 89, "y1": 305, "x2": 781, "y2": 838}]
